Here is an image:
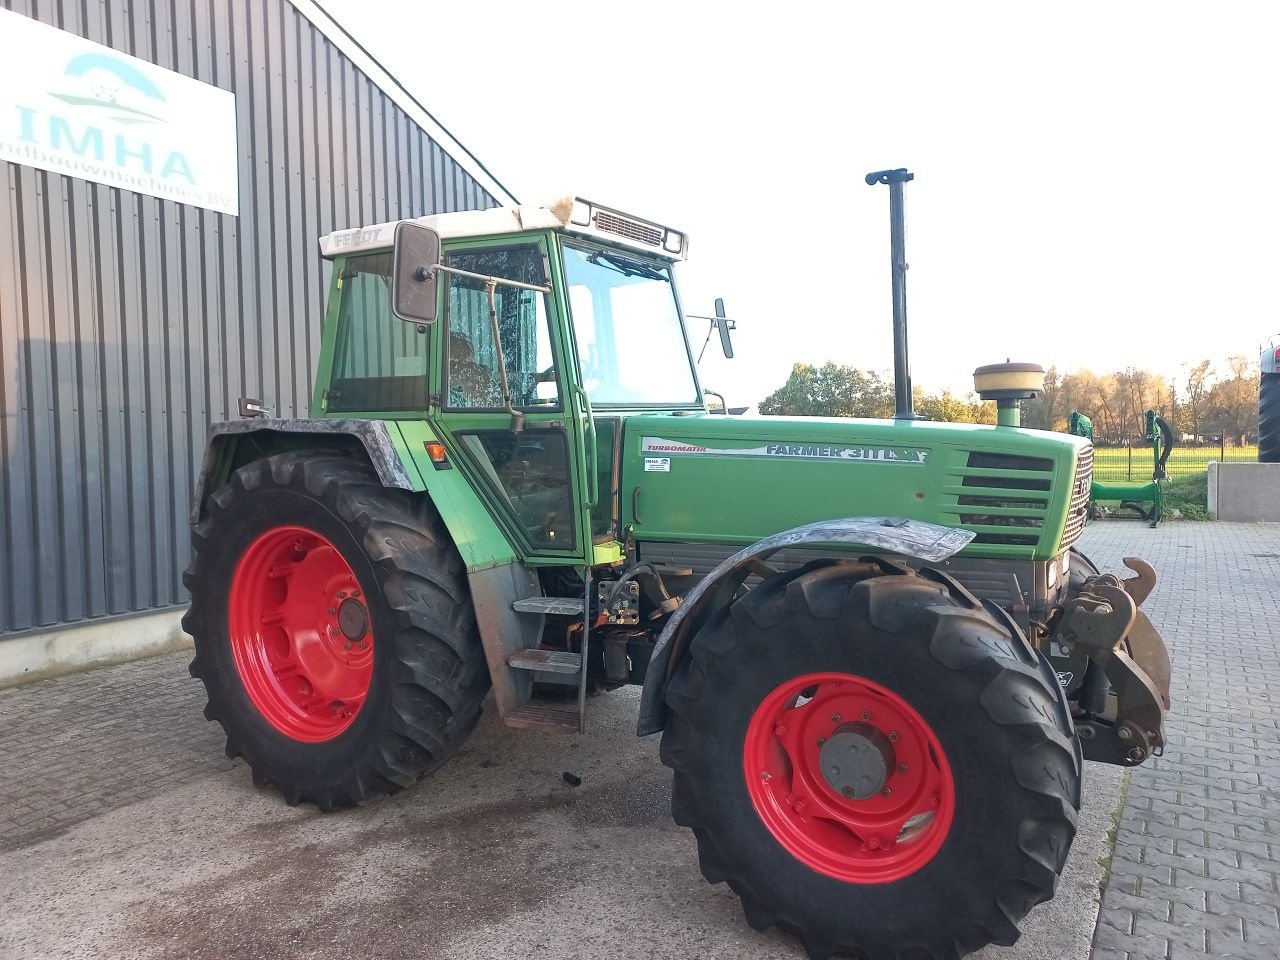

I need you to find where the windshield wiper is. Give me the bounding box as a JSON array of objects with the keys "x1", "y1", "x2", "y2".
[{"x1": 587, "y1": 251, "x2": 669, "y2": 282}]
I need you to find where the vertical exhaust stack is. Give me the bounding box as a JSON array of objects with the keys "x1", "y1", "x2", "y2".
[{"x1": 865, "y1": 168, "x2": 916, "y2": 420}]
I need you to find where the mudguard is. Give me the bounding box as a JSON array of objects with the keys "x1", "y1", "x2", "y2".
[
  {"x1": 635, "y1": 517, "x2": 975, "y2": 736},
  {"x1": 191, "y1": 418, "x2": 414, "y2": 523}
]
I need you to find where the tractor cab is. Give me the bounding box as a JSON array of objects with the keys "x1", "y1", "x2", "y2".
[{"x1": 316, "y1": 198, "x2": 722, "y2": 567}]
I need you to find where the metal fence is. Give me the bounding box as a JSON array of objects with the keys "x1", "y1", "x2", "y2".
[{"x1": 1091, "y1": 438, "x2": 1257, "y2": 483}]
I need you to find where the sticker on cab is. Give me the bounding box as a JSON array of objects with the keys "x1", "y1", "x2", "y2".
[{"x1": 644, "y1": 457, "x2": 671, "y2": 473}]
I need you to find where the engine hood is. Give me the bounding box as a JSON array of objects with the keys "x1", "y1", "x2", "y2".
[{"x1": 618, "y1": 412, "x2": 1092, "y2": 561}]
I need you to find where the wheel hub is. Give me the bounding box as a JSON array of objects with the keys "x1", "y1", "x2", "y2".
[
  {"x1": 227, "y1": 525, "x2": 374, "y2": 742},
  {"x1": 820, "y1": 723, "x2": 895, "y2": 800},
  {"x1": 337, "y1": 596, "x2": 369, "y2": 641},
  {"x1": 743, "y1": 671, "x2": 955, "y2": 883}
]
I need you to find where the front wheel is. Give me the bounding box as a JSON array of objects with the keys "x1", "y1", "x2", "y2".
[{"x1": 660, "y1": 562, "x2": 1081, "y2": 960}]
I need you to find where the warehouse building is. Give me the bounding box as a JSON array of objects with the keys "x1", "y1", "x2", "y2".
[{"x1": 0, "y1": 0, "x2": 515, "y2": 680}]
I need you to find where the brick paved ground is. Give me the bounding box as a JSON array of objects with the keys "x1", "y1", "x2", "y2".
[
  {"x1": 0, "y1": 653, "x2": 232, "y2": 852},
  {"x1": 1082, "y1": 522, "x2": 1280, "y2": 960}
]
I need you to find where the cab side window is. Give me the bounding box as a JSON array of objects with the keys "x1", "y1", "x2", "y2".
[
  {"x1": 445, "y1": 246, "x2": 558, "y2": 410},
  {"x1": 329, "y1": 252, "x2": 429, "y2": 411}
]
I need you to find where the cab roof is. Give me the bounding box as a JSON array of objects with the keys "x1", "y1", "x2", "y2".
[{"x1": 318, "y1": 197, "x2": 688, "y2": 262}]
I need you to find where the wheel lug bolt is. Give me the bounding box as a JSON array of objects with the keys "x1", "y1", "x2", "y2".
[
  {"x1": 898, "y1": 763, "x2": 909, "y2": 773},
  {"x1": 841, "y1": 786, "x2": 854, "y2": 798},
  {"x1": 816, "y1": 737, "x2": 825, "y2": 746},
  {"x1": 329, "y1": 608, "x2": 337, "y2": 615},
  {"x1": 352, "y1": 590, "x2": 359, "y2": 598},
  {"x1": 862, "y1": 711, "x2": 872, "y2": 721},
  {"x1": 761, "y1": 772, "x2": 772, "y2": 782},
  {"x1": 337, "y1": 591, "x2": 347, "y2": 599},
  {"x1": 881, "y1": 787, "x2": 892, "y2": 797},
  {"x1": 774, "y1": 723, "x2": 787, "y2": 736},
  {"x1": 794, "y1": 800, "x2": 807, "y2": 814},
  {"x1": 830, "y1": 713, "x2": 841, "y2": 724},
  {"x1": 358, "y1": 641, "x2": 367, "y2": 649},
  {"x1": 889, "y1": 731, "x2": 900, "y2": 742},
  {"x1": 344, "y1": 642, "x2": 352, "y2": 650}
]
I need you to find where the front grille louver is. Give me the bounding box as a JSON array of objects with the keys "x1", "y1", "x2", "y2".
[
  {"x1": 952, "y1": 451, "x2": 1057, "y2": 548},
  {"x1": 1059, "y1": 445, "x2": 1093, "y2": 550}
]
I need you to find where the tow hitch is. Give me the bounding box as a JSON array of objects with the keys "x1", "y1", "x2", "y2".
[{"x1": 1052, "y1": 557, "x2": 1172, "y2": 766}]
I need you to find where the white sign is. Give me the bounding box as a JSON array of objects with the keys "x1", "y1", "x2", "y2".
[
  {"x1": 643, "y1": 457, "x2": 671, "y2": 473},
  {"x1": 0, "y1": 9, "x2": 238, "y2": 215}
]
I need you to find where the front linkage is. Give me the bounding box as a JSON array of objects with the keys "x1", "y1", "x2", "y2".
[{"x1": 1053, "y1": 557, "x2": 1170, "y2": 766}]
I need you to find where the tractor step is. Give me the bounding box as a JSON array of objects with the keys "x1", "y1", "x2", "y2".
[
  {"x1": 503, "y1": 703, "x2": 582, "y2": 733},
  {"x1": 512, "y1": 596, "x2": 586, "y2": 616},
  {"x1": 506, "y1": 649, "x2": 582, "y2": 674}
]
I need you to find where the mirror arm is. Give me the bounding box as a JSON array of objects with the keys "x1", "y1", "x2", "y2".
[{"x1": 433, "y1": 263, "x2": 550, "y2": 295}]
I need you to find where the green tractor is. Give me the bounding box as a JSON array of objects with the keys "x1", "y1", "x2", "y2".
[{"x1": 185, "y1": 169, "x2": 1170, "y2": 960}]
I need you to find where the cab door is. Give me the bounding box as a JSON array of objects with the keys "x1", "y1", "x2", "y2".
[{"x1": 431, "y1": 236, "x2": 592, "y2": 564}]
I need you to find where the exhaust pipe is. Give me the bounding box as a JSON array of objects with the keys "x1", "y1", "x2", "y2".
[{"x1": 866, "y1": 168, "x2": 916, "y2": 420}]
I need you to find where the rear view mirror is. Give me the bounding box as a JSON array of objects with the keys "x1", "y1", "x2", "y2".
[
  {"x1": 715, "y1": 298, "x2": 735, "y2": 359},
  {"x1": 391, "y1": 222, "x2": 442, "y2": 324}
]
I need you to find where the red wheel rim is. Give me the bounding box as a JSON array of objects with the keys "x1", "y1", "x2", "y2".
[
  {"x1": 228, "y1": 525, "x2": 373, "y2": 742},
  {"x1": 743, "y1": 672, "x2": 955, "y2": 883}
]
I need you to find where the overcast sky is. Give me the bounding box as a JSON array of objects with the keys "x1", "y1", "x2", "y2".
[{"x1": 325, "y1": 0, "x2": 1279, "y2": 407}]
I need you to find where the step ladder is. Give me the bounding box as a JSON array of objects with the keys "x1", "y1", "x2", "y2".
[{"x1": 503, "y1": 573, "x2": 591, "y2": 734}]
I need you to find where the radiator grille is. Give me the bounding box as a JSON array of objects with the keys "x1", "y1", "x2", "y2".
[
  {"x1": 1060, "y1": 445, "x2": 1093, "y2": 550},
  {"x1": 593, "y1": 210, "x2": 662, "y2": 247},
  {"x1": 946, "y1": 452, "x2": 1056, "y2": 547}
]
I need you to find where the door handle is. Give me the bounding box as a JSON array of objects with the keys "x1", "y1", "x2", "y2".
[
  {"x1": 631, "y1": 485, "x2": 642, "y2": 525},
  {"x1": 573, "y1": 385, "x2": 598, "y2": 509}
]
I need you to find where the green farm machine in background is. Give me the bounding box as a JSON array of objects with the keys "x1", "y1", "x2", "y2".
[
  {"x1": 1069, "y1": 409, "x2": 1175, "y2": 526},
  {"x1": 185, "y1": 170, "x2": 1171, "y2": 960}
]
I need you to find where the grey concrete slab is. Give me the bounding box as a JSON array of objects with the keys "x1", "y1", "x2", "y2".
[{"x1": 0, "y1": 651, "x2": 1120, "y2": 960}]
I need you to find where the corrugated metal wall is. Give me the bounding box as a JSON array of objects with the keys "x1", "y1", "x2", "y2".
[{"x1": 0, "y1": 0, "x2": 500, "y2": 637}]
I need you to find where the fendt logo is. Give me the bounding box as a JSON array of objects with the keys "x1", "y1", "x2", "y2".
[
  {"x1": 0, "y1": 9, "x2": 238, "y2": 215},
  {"x1": 16, "y1": 52, "x2": 196, "y2": 184}
]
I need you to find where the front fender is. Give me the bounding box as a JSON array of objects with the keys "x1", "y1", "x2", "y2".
[{"x1": 635, "y1": 517, "x2": 975, "y2": 736}]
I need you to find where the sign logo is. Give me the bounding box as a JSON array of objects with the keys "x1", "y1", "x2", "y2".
[
  {"x1": 52, "y1": 53, "x2": 168, "y2": 125},
  {"x1": 0, "y1": 9, "x2": 238, "y2": 215}
]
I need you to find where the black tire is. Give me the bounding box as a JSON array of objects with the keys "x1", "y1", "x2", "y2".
[
  {"x1": 660, "y1": 561, "x2": 1081, "y2": 960},
  {"x1": 1260, "y1": 371, "x2": 1279, "y2": 463},
  {"x1": 183, "y1": 450, "x2": 489, "y2": 809},
  {"x1": 1068, "y1": 546, "x2": 1100, "y2": 587}
]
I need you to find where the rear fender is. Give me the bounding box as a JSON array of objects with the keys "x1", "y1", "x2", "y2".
[
  {"x1": 192, "y1": 417, "x2": 531, "y2": 716},
  {"x1": 191, "y1": 418, "x2": 415, "y2": 524},
  {"x1": 636, "y1": 518, "x2": 975, "y2": 736}
]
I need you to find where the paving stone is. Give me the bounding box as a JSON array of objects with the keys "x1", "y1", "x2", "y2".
[
  {"x1": 1090, "y1": 523, "x2": 1280, "y2": 960},
  {"x1": 0, "y1": 652, "x2": 229, "y2": 852}
]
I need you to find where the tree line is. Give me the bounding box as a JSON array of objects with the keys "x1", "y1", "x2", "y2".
[{"x1": 758, "y1": 358, "x2": 1261, "y2": 444}]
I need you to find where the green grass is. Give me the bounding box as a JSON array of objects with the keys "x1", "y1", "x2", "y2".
[
  {"x1": 1165, "y1": 472, "x2": 1210, "y2": 520},
  {"x1": 1091, "y1": 444, "x2": 1257, "y2": 483}
]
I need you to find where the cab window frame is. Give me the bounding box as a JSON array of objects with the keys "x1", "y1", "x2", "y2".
[
  {"x1": 442, "y1": 241, "x2": 565, "y2": 415},
  {"x1": 326, "y1": 250, "x2": 431, "y2": 413}
]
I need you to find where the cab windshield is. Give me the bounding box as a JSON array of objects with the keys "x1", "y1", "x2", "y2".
[{"x1": 560, "y1": 241, "x2": 700, "y2": 407}]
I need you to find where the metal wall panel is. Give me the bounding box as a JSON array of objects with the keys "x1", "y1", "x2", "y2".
[{"x1": 0, "y1": 0, "x2": 501, "y2": 636}]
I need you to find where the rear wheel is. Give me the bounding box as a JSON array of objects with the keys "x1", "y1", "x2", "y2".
[
  {"x1": 660, "y1": 561, "x2": 1081, "y2": 960},
  {"x1": 184, "y1": 451, "x2": 489, "y2": 809}
]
